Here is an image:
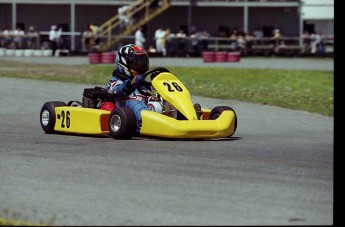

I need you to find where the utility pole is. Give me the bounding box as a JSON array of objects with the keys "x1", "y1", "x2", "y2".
[
  {"x1": 12, "y1": 0, "x2": 17, "y2": 30},
  {"x1": 188, "y1": 0, "x2": 197, "y2": 35}
]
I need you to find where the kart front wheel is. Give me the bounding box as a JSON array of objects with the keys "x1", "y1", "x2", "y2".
[
  {"x1": 40, "y1": 101, "x2": 66, "y2": 134},
  {"x1": 108, "y1": 107, "x2": 137, "y2": 140},
  {"x1": 209, "y1": 106, "x2": 237, "y2": 137}
]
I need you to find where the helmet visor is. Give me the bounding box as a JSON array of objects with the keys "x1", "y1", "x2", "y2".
[{"x1": 127, "y1": 55, "x2": 149, "y2": 74}]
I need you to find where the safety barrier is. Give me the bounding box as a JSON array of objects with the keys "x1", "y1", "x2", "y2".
[
  {"x1": 227, "y1": 52, "x2": 241, "y2": 62},
  {"x1": 202, "y1": 51, "x2": 240, "y2": 63},
  {"x1": 88, "y1": 51, "x2": 117, "y2": 64},
  {"x1": 0, "y1": 48, "x2": 53, "y2": 57},
  {"x1": 202, "y1": 51, "x2": 215, "y2": 62},
  {"x1": 88, "y1": 52, "x2": 101, "y2": 64},
  {"x1": 101, "y1": 52, "x2": 116, "y2": 64}
]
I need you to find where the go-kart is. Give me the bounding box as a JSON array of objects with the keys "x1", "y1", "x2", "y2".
[{"x1": 40, "y1": 67, "x2": 237, "y2": 139}]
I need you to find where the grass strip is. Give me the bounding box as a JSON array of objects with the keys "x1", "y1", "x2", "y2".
[
  {"x1": 0, "y1": 217, "x2": 42, "y2": 226},
  {"x1": 0, "y1": 60, "x2": 333, "y2": 116}
]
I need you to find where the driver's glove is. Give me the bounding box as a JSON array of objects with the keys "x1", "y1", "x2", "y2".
[{"x1": 131, "y1": 74, "x2": 145, "y2": 88}]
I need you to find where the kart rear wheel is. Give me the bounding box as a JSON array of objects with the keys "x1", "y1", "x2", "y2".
[
  {"x1": 108, "y1": 107, "x2": 136, "y2": 140},
  {"x1": 209, "y1": 106, "x2": 237, "y2": 137},
  {"x1": 40, "y1": 101, "x2": 66, "y2": 134}
]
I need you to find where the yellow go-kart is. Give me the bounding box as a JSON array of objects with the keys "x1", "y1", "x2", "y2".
[{"x1": 40, "y1": 67, "x2": 237, "y2": 140}]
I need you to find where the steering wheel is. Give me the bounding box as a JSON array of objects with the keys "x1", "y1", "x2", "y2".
[{"x1": 137, "y1": 67, "x2": 170, "y2": 96}]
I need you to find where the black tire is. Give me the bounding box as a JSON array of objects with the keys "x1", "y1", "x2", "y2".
[
  {"x1": 209, "y1": 106, "x2": 237, "y2": 137},
  {"x1": 108, "y1": 107, "x2": 137, "y2": 139},
  {"x1": 40, "y1": 101, "x2": 66, "y2": 134}
]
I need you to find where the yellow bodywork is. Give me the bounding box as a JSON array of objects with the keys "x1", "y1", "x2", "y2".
[
  {"x1": 152, "y1": 72, "x2": 198, "y2": 120},
  {"x1": 140, "y1": 110, "x2": 236, "y2": 139},
  {"x1": 54, "y1": 106, "x2": 110, "y2": 134}
]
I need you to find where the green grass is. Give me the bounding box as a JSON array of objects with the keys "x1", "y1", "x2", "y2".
[
  {"x1": 0, "y1": 60, "x2": 333, "y2": 116},
  {"x1": 0, "y1": 217, "x2": 42, "y2": 226}
]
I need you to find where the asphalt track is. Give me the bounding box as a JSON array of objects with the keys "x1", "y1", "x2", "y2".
[{"x1": 0, "y1": 57, "x2": 334, "y2": 225}]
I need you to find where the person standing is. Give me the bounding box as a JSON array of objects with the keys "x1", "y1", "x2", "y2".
[
  {"x1": 13, "y1": 26, "x2": 25, "y2": 49},
  {"x1": 154, "y1": 27, "x2": 166, "y2": 56},
  {"x1": 164, "y1": 27, "x2": 175, "y2": 56},
  {"x1": 118, "y1": 5, "x2": 129, "y2": 29},
  {"x1": 135, "y1": 26, "x2": 146, "y2": 48},
  {"x1": 81, "y1": 25, "x2": 93, "y2": 52},
  {"x1": 26, "y1": 25, "x2": 39, "y2": 49},
  {"x1": 49, "y1": 25, "x2": 62, "y2": 56}
]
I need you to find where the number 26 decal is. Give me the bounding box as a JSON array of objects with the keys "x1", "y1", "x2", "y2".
[
  {"x1": 61, "y1": 110, "x2": 71, "y2": 128},
  {"x1": 163, "y1": 82, "x2": 183, "y2": 92}
]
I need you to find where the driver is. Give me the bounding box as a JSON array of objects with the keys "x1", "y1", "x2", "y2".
[{"x1": 105, "y1": 44, "x2": 160, "y2": 131}]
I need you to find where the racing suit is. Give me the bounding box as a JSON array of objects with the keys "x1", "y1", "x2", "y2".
[{"x1": 106, "y1": 70, "x2": 151, "y2": 132}]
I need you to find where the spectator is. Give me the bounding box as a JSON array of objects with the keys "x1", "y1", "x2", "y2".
[
  {"x1": 270, "y1": 29, "x2": 281, "y2": 54},
  {"x1": 237, "y1": 33, "x2": 246, "y2": 52},
  {"x1": 154, "y1": 27, "x2": 166, "y2": 56},
  {"x1": 26, "y1": 25, "x2": 39, "y2": 49},
  {"x1": 0, "y1": 27, "x2": 12, "y2": 48},
  {"x1": 82, "y1": 25, "x2": 93, "y2": 52},
  {"x1": 252, "y1": 26, "x2": 263, "y2": 39},
  {"x1": 302, "y1": 30, "x2": 311, "y2": 55},
  {"x1": 189, "y1": 28, "x2": 208, "y2": 56},
  {"x1": 271, "y1": 29, "x2": 281, "y2": 46},
  {"x1": 310, "y1": 31, "x2": 325, "y2": 56},
  {"x1": 176, "y1": 29, "x2": 187, "y2": 38},
  {"x1": 13, "y1": 26, "x2": 25, "y2": 49},
  {"x1": 318, "y1": 40, "x2": 326, "y2": 57},
  {"x1": 230, "y1": 28, "x2": 239, "y2": 50},
  {"x1": 164, "y1": 27, "x2": 175, "y2": 56},
  {"x1": 175, "y1": 29, "x2": 187, "y2": 57},
  {"x1": 118, "y1": 5, "x2": 130, "y2": 29},
  {"x1": 251, "y1": 27, "x2": 264, "y2": 48},
  {"x1": 49, "y1": 25, "x2": 62, "y2": 56},
  {"x1": 310, "y1": 31, "x2": 320, "y2": 54},
  {"x1": 89, "y1": 23, "x2": 101, "y2": 47},
  {"x1": 276, "y1": 40, "x2": 287, "y2": 55},
  {"x1": 199, "y1": 28, "x2": 210, "y2": 51},
  {"x1": 245, "y1": 31, "x2": 254, "y2": 47},
  {"x1": 135, "y1": 26, "x2": 146, "y2": 48}
]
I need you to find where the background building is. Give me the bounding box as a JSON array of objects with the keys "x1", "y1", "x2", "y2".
[
  {"x1": 302, "y1": 0, "x2": 334, "y2": 35},
  {"x1": 0, "y1": 0, "x2": 334, "y2": 54}
]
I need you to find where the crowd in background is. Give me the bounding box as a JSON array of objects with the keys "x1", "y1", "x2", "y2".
[
  {"x1": 130, "y1": 25, "x2": 333, "y2": 57},
  {"x1": 0, "y1": 24, "x2": 70, "y2": 56},
  {"x1": 0, "y1": 22, "x2": 333, "y2": 57},
  {"x1": 0, "y1": 25, "x2": 38, "y2": 49}
]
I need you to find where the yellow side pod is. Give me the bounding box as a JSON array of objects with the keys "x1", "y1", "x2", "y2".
[
  {"x1": 54, "y1": 107, "x2": 110, "y2": 134},
  {"x1": 140, "y1": 110, "x2": 236, "y2": 139}
]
